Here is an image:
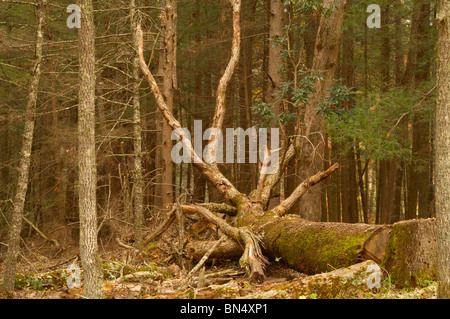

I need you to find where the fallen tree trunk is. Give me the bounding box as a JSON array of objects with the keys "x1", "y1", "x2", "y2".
[
  {"x1": 138, "y1": 0, "x2": 436, "y2": 288},
  {"x1": 381, "y1": 218, "x2": 437, "y2": 287},
  {"x1": 187, "y1": 212, "x2": 388, "y2": 275},
  {"x1": 253, "y1": 213, "x2": 385, "y2": 275},
  {"x1": 247, "y1": 260, "x2": 381, "y2": 299},
  {"x1": 187, "y1": 216, "x2": 437, "y2": 287},
  {"x1": 158, "y1": 260, "x2": 382, "y2": 299}
]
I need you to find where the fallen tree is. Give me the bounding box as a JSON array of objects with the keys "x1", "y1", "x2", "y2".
[
  {"x1": 137, "y1": 0, "x2": 438, "y2": 287},
  {"x1": 186, "y1": 216, "x2": 438, "y2": 287},
  {"x1": 382, "y1": 218, "x2": 437, "y2": 287},
  {"x1": 137, "y1": 0, "x2": 434, "y2": 285}
]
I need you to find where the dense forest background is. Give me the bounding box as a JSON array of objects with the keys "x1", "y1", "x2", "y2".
[
  {"x1": 0, "y1": 0, "x2": 437, "y2": 241},
  {"x1": 1, "y1": 0, "x2": 447, "y2": 299}
]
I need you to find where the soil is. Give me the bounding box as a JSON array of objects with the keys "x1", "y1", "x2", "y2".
[{"x1": 0, "y1": 238, "x2": 437, "y2": 299}]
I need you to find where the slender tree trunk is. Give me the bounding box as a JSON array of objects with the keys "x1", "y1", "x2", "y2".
[
  {"x1": 266, "y1": 0, "x2": 283, "y2": 116},
  {"x1": 237, "y1": 0, "x2": 256, "y2": 194},
  {"x1": 341, "y1": 1, "x2": 358, "y2": 223},
  {"x1": 2, "y1": 0, "x2": 45, "y2": 293},
  {"x1": 130, "y1": 0, "x2": 144, "y2": 250},
  {"x1": 377, "y1": 3, "x2": 397, "y2": 224},
  {"x1": 328, "y1": 143, "x2": 341, "y2": 222},
  {"x1": 159, "y1": 0, "x2": 177, "y2": 209},
  {"x1": 394, "y1": 6, "x2": 403, "y2": 87},
  {"x1": 77, "y1": 0, "x2": 103, "y2": 298},
  {"x1": 436, "y1": 0, "x2": 450, "y2": 298},
  {"x1": 406, "y1": 0, "x2": 432, "y2": 220},
  {"x1": 356, "y1": 150, "x2": 369, "y2": 223}
]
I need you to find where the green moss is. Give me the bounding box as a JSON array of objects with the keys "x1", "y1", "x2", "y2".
[
  {"x1": 264, "y1": 218, "x2": 372, "y2": 274},
  {"x1": 382, "y1": 224, "x2": 411, "y2": 285},
  {"x1": 144, "y1": 242, "x2": 159, "y2": 253},
  {"x1": 213, "y1": 286, "x2": 238, "y2": 298},
  {"x1": 381, "y1": 224, "x2": 436, "y2": 288},
  {"x1": 13, "y1": 271, "x2": 68, "y2": 290}
]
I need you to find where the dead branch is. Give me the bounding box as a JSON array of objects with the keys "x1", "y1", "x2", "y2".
[
  {"x1": 180, "y1": 204, "x2": 266, "y2": 282},
  {"x1": 22, "y1": 216, "x2": 60, "y2": 249},
  {"x1": 115, "y1": 237, "x2": 138, "y2": 252},
  {"x1": 143, "y1": 206, "x2": 177, "y2": 246},
  {"x1": 259, "y1": 143, "x2": 296, "y2": 207},
  {"x1": 182, "y1": 235, "x2": 227, "y2": 289},
  {"x1": 207, "y1": 0, "x2": 241, "y2": 163},
  {"x1": 272, "y1": 162, "x2": 340, "y2": 216},
  {"x1": 199, "y1": 203, "x2": 237, "y2": 216},
  {"x1": 137, "y1": 24, "x2": 244, "y2": 206}
]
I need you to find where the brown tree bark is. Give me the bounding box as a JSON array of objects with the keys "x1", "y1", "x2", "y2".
[
  {"x1": 77, "y1": 0, "x2": 103, "y2": 298},
  {"x1": 2, "y1": 0, "x2": 45, "y2": 293},
  {"x1": 130, "y1": 0, "x2": 144, "y2": 250},
  {"x1": 266, "y1": 0, "x2": 283, "y2": 117},
  {"x1": 158, "y1": 0, "x2": 177, "y2": 209},
  {"x1": 296, "y1": 0, "x2": 347, "y2": 221},
  {"x1": 435, "y1": 0, "x2": 450, "y2": 298},
  {"x1": 340, "y1": 2, "x2": 358, "y2": 223},
  {"x1": 407, "y1": 0, "x2": 432, "y2": 220}
]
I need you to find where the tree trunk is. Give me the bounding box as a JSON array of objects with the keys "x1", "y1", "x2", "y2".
[
  {"x1": 189, "y1": 214, "x2": 439, "y2": 287},
  {"x1": 159, "y1": 0, "x2": 177, "y2": 209},
  {"x1": 77, "y1": 0, "x2": 103, "y2": 299},
  {"x1": 341, "y1": 2, "x2": 358, "y2": 223},
  {"x1": 2, "y1": 0, "x2": 45, "y2": 293},
  {"x1": 405, "y1": 0, "x2": 432, "y2": 221},
  {"x1": 435, "y1": 0, "x2": 450, "y2": 298},
  {"x1": 237, "y1": 0, "x2": 256, "y2": 194},
  {"x1": 296, "y1": 0, "x2": 347, "y2": 221},
  {"x1": 130, "y1": 0, "x2": 144, "y2": 250},
  {"x1": 382, "y1": 218, "x2": 437, "y2": 287},
  {"x1": 266, "y1": 0, "x2": 283, "y2": 117}
]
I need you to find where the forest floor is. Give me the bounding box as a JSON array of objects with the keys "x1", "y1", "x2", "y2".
[{"x1": 0, "y1": 238, "x2": 438, "y2": 299}]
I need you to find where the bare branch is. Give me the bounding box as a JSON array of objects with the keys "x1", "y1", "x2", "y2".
[
  {"x1": 272, "y1": 162, "x2": 340, "y2": 216},
  {"x1": 207, "y1": 0, "x2": 241, "y2": 163},
  {"x1": 181, "y1": 235, "x2": 227, "y2": 289},
  {"x1": 137, "y1": 25, "x2": 245, "y2": 206},
  {"x1": 258, "y1": 143, "x2": 296, "y2": 206},
  {"x1": 180, "y1": 204, "x2": 267, "y2": 282}
]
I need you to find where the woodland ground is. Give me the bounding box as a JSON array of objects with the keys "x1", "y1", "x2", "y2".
[{"x1": 0, "y1": 229, "x2": 438, "y2": 299}]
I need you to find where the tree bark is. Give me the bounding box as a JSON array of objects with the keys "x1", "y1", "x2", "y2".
[
  {"x1": 382, "y1": 218, "x2": 437, "y2": 287},
  {"x1": 340, "y1": 2, "x2": 358, "y2": 223},
  {"x1": 295, "y1": 0, "x2": 347, "y2": 221},
  {"x1": 435, "y1": 0, "x2": 450, "y2": 298},
  {"x1": 77, "y1": 0, "x2": 103, "y2": 299},
  {"x1": 130, "y1": 0, "x2": 144, "y2": 250},
  {"x1": 2, "y1": 0, "x2": 45, "y2": 293},
  {"x1": 406, "y1": 0, "x2": 432, "y2": 220},
  {"x1": 266, "y1": 0, "x2": 283, "y2": 117},
  {"x1": 158, "y1": 0, "x2": 177, "y2": 209}
]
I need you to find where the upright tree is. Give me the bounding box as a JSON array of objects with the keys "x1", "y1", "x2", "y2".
[
  {"x1": 296, "y1": 0, "x2": 347, "y2": 221},
  {"x1": 77, "y1": 0, "x2": 103, "y2": 298},
  {"x1": 407, "y1": 0, "x2": 432, "y2": 220},
  {"x1": 130, "y1": 0, "x2": 144, "y2": 251},
  {"x1": 2, "y1": 0, "x2": 45, "y2": 293},
  {"x1": 158, "y1": 0, "x2": 177, "y2": 209},
  {"x1": 436, "y1": 0, "x2": 450, "y2": 298}
]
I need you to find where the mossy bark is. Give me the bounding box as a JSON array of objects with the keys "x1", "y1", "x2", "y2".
[
  {"x1": 188, "y1": 208, "x2": 385, "y2": 276},
  {"x1": 252, "y1": 212, "x2": 382, "y2": 275},
  {"x1": 382, "y1": 218, "x2": 437, "y2": 287}
]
